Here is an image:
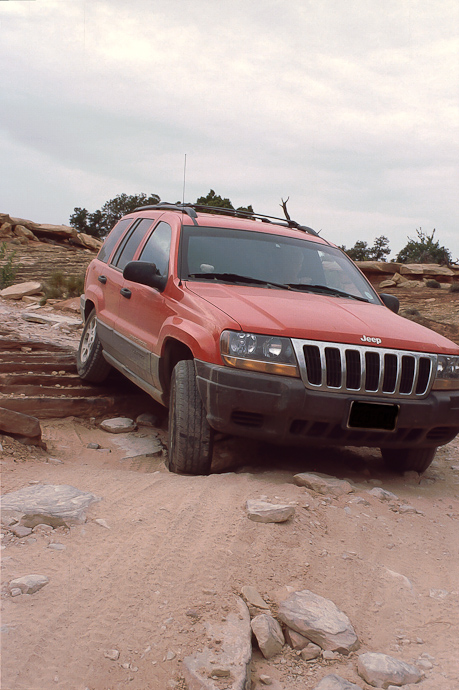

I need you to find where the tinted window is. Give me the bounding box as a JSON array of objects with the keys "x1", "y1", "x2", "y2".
[
  {"x1": 140, "y1": 222, "x2": 172, "y2": 277},
  {"x1": 97, "y1": 218, "x2": 133, "y2": 264},
  {"x1": 110, "y1": 218, "x2": 154, "y2": 271}
]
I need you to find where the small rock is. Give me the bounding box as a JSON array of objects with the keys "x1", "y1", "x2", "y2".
[
  {"x1": 293, "y1": 473, "x2": 354, "y2": 497},
  {"x1": 136, "y1": 413, "x2": 158, "y2": 427},
  {"x1": 368, "y1": 488, "x2": 398, "y2": 502},
  {"x1": 100, "y1": 417, "x2": 137, "y2": 434},
  {"x1": 241, "y1": 585, "x2": 270, "y2": 610},
  {"x1": 246, "y1": 500, "x2": 295, "y2": 523},
  {"x1": 284, "y1": 627, "x2": 312, "y2": 650},
  {"x1": 313, "y1": 674, "x2": 363, "y2": 689},
  {"x1": 301, "y1": 642, "x2": 322, "y2": 660},
  {"x1": 94, "y1": 518, "x2": 111, "y2": 529},
  {"x1": 10, "y1": 588, "x2": 22, "y2": 597},
  {"x1": 104, "y1": 649, "x2": 120, "y2": 660},
  {"x1": 87, "y1": 443, "x2": 100, "y2": 450},
  {"x1": 9, "y1": 574, "x2": 49, "y2": 594},
  {"x1": 323, "y1": 650, "x2": 339, "y2": 660},
  {"x1": 357, "y1": 652, "x2": 424, "y2": 688},
  {"x1": 10, "y1": 525, "x2": 32, "y2": 538},
  {"x1": 48, "y1": 543, "x2": 65, "y2": 551}
]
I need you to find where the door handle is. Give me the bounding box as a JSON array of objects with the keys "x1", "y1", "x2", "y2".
[
  {"x1": 98, "y1": 275, "x2": 107, "y2": 284},
  {"x1": 120, "y1": 288, "x2": 132, "y2": 299}
]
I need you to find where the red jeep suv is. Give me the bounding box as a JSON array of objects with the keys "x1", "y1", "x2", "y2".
[{"x1": 77, "y1": 203, "x2": 459, "y2": 475}]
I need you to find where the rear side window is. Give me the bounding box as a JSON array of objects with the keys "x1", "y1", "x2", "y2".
[
  {"x1": 139, "y1": 222, "x2": 172, "y2": 278},
  {"x1": 97, "y1": 218, "x2": 133, "y2": 263},
  {"x1": 110, "y1": 218, "x2": 155, "y2": 271}
]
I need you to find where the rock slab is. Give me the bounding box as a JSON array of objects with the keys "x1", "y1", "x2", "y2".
[
  {"x1": 0, "y1": 484, "x2": 101, "y2": 526},
  {"x1": 357, "y1": 652, "x2": 423, "y2": 688},
  {"x1": 0, "y1": 407, "x2": 42, "y2": 440},
  {"x1": 9, "y1": 574, "x2": 49, "y2": 594},
  {"x1": 182, "y1": 596, "x2": 252, "y2": 690},
  {"x1": 278, "y1": 590, "x2": 359, "y2": 653},
  {"x1": 251, "y1": 614, "x2": 284, "y2": 659},
  {"x1": 293, "y1": 473, "x2": 354, "y2": 497},
  {"x1": 313, "y1": 675, "x2": 363, "y2": 690}
]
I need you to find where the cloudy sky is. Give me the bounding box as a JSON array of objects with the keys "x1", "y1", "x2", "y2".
[{"x1": 1, "y1": 0, "x2": 458, "y2": 260}]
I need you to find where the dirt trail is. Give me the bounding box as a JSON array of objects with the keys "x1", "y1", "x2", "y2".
[{"x1": 1, "y1": 293, "x2": 459, "y2": 690}]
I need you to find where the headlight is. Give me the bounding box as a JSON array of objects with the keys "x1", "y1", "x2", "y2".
[
  {"x1": 433, "y1": 355, "x2": 459, "y2": 390},
  {"x1": 220, "y1": 331, "x2": 299, "y2": 377}
]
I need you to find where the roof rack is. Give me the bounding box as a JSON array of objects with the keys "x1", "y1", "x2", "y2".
[{"x1": 134, "y1": 202, "x2": 320, "y2": 236}]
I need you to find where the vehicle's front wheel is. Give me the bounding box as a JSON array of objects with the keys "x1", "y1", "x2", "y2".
[
  {"x1": 167, "y1": 360, "x2": 214, "y2": 475},
  {"x1": 76, "y1": 309, "x2": 112, "y2": 383},
  {"x1": 381, "y1": 446, "x2": 437, "y2": 473}
]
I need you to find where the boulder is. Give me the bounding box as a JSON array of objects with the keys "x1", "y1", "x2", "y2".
[
  {"x1": 355, "y1": 262, "x2": 401, "y2": 275},
  {"x1": 278, "y1": 590, "x2": 359, "y2": 653},
  {"x1": 0, "y1": 484, "x2": 101, "y2": 526},
  {"x1": 0, "y1": 280, "x2": 42, "y2": 300},
  {"x1": 0, "y1": 407, "x2": 42, "y2": 440},
  {"x1": 313, "y1": 675, "x2": 363, "y2": 690},
  {"x1": 32, "y1": 223, "x2": 77, "y2": 240},
  {"x1": 0, "y1": 222, "x2": 13, "y2": 238},
  {"x1": 14, "y1": 225, "x2": 37, "y2": 241},
  {"x1": 9, "y1": 574, "x2": 49, "y2": 595},
  {"x1": 74, "y1": 232, "x2": 103, "y2": 250}
]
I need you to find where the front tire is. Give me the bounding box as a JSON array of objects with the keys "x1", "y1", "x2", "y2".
[
  {"x1": 381, "y1": 446, "x2": 437, "y2": 473},
  {"x1": 166, "y1": 360, "x2": 214, "y2": 475},
  {"x1": 77, "y1": 309, "x2": 112, "y2": 383}
]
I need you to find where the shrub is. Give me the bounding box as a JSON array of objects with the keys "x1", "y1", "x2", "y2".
[
  {"x1": 0, "y1": 242, "x2": 19, "y2": 289},
  {"x1": 396, "y1": 229, "x2": 452, "y2": 265},
  {"x1": 425, "y1": 279, "x2": 441, "y2": 289},
  {"x1": 41, "y1": 271, "x2": 85, "y2": 303},
  {"x1": 450, "y1": 283, "x2": 459, "y2": 293}
]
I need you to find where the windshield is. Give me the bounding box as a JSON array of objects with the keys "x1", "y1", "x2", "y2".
[{"x1": 180, "y1": 226, "x2": 379, "y2": 304}]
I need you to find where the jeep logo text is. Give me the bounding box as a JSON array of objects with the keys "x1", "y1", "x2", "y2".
[{"x1": 361, "y1": 335, "x2": 382, "y2": 345}]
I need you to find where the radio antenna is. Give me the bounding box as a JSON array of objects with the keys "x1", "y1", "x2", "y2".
[{"x1": 182, "y1": 154, "x2": 187, "y2": 206}]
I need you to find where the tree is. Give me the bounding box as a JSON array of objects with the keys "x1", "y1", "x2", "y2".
[
  {"x1": 195, "y1": 190, "x2": 254, "y2": 215},
  {"x1": 69, "y1": 193, "x2": 161, "y2": 238},
  {"x1": 396, "y1": 228, "x2": 453, "y2": 265},
  {"x1": 341, "y1": 236, "x2": 391, "y2": 262}
]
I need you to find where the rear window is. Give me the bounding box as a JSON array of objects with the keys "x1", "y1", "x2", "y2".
[{"x1": 97, "y1": 218, "x2": 133, "y2": 264}]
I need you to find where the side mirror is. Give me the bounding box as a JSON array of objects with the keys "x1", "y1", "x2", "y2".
[
  {"x1": 123, "y1": 261, "x2": 167, "y2": 292},
  {"x1": 379, "y1": 293, "x2": 400, "y2": 314}
]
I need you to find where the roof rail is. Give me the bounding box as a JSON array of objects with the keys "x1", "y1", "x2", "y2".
[{"x1": 134, "y1": 202, "x2": 319, "y2": 236}]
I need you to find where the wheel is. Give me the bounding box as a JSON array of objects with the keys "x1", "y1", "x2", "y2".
[
  {"x1": 76, "y1": 309, "x2": 112, "y2": 383},
  {"x1": 380, "y1": 446, "x2": 437, "y2": 473},
  {"x1": 166, "y1": 360, "x2": 214, "y2": 475}
]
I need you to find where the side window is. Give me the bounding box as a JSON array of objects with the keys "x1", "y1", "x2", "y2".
[
  {"x1": 110, "y1": 218, "x2": 154, "y2": 271},
  {"x1": 139, "y1": 222, "x2": 172, "y2": 278},
  {"x1": 97, "y1": 219, "x2": 133, "y2": 264}
]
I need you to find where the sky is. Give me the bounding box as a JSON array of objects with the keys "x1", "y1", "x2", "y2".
[{"x1": 1, "y1": 0, "x2": 458, "y2": 260}]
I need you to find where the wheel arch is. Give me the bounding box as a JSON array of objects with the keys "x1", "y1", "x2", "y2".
[{"x1": 160, "y1": 337, "x2": 194, "y2": 406}]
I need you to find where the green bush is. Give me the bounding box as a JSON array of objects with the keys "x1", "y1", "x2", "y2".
[
  {"x1": 425, "y1": 279, "x2": 441, "y2": 289},
  {"x1": 450, "y1": 283, "x2": 459, "y2": 293},
  {"x1": 0, "y1": 242, "x2": 19, "y2": 289},
  {"x1": 41, "y1": 271, "x2": 85, "y2": 303}
]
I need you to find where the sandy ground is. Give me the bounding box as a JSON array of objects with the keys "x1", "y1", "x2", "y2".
[{"x1": 1, "y1": 297, "x2": 459, "y2": 690}]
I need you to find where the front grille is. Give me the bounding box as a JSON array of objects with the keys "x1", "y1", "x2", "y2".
[{"x1": 292, "y1": 339, "x2": 437, "y2": 399}]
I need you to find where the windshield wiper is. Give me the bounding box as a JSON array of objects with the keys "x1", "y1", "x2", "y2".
[
  {"x1": 188, "y1": 273, "x2": 291, "y2": 290},
  {"x1": 286, "y1": 283, "x2": 370, "y2": 302}
]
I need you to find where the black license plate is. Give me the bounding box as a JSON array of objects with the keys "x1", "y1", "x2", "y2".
[{"x1": 348, "y1": 401, "x2": 399, "y2": 431}]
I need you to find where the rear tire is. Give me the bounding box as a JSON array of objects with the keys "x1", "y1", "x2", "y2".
[
  {"x1": 167, "y1": 360, "x2": 213, "y2": 475},
  {"x1": 381, "y1": 446, "x2": 437, "y2": 473},
  {"x1": 77, "y1": 309, "x2": 112, "y2": 383}
]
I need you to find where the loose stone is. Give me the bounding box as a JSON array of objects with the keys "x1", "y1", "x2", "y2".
[
  {"x1": 357, "y1": 652, "x2": 424, "y2": 688},
  {"x1": 293, "y1": 473, "x2": 354, "y2": 497},
  {"x1": 9, "y1": 574, "x2": 49, "y2": 594},
  {"x1": 246, "y1": 500, "x2": 295, "y2": 523},
  {"x1": 313, "y1": 674, "x2": 363, "y2": 689},
  {"x1": 100, "y1": 417, "x2": 137, "y2": 433},
  {"x1": 251, "y1": 614, "x2": 284, "y2": 659}
]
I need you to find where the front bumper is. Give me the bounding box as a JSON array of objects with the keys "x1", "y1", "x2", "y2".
[{"x1": 195, "y1": 360, "x2": 459, "y2": 449}]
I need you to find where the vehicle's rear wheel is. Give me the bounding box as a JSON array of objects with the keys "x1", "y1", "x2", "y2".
[
  {"x1": 76, "y1": 309, "x2": 112, "y2": 383},
  {"x1": 166, "y1": 360, "x2": 213, "y2": 475},
  {"x1": 380, "y1": 446, "x2": 437, "y2": 473}
]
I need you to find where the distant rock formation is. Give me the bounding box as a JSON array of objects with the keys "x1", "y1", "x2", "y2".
[{"x1": 0, "y1": 212, "x2": 102, "y2": 251}]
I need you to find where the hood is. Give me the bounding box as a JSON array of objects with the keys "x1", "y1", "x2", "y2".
[{"x1": 185, "y1": 282, "x2": 459, "y2": 354}]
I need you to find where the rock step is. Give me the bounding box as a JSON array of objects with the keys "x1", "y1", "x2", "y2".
[{"x1": 0, "y1": 338, "x2": 152, "y2": 419}]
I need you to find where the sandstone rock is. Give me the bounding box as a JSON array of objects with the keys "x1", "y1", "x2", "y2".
[
  {"x1": 0, "y1": 281, "x2": 42, "y2": 300},
  {"x1": 240, "y1": 585, "x2": 270, "y2": 611},
  {"x1": 284, "y1": 627, "x2": 313, "y2": 650},
  {"x1": 246, "y1": 499, "x2": 295, "y2": 523},
  {"x1": 0, "y1": 484, "x2": 101, "y2": 526},
  {"x1": 368, "y1": 488, "x2": 398, "y2": 502},
  {"x1": 32, "y1": 223, "x2": 77, "y2": 240},
  {"x1": 10, "y1": 524, "x2": 32, "y2": 538},
  {"x1": 379, "y1": 279, "x2": 397, "y2": 289},
  {"x1": 104, "y1": 649, "x2": 120, "y2": 661},
  {"x1": 293, "y1": 473, "x2": 354, "y2": 498},
  {"x1": 313, "y1": 674, "x2": 363, "y2": 689},
  {"x1": 0, "y1": 222, "x2": 13, "y2": 237},
  {"x1": 355, "y1": 262, "x2": 401, "y2": 275},
  {"x1": 183, "y1": 596, "x2": 252, "y2": 690},
  {"x1": 300, "y1": 642, "x2": 322, "y2": 660},
  {"x1": 357, "y1": 652, "x2": 423, "y2": 688},
  {"x1": 14, "y1": 225, "x2": 37, "y2": 241},
  {"x1": 251, "y1": 614, "x2": 284, "y2": 659},
  {"x1": 0, "y1": 407, "x2": 42, "y2": 440},
  {"x1": 9, "y1": 574, "x2": 49, "y2": 594},
  {"x1": 74, "y1": 233, "x2": 103, "y2": 250},
  {"x1": 278, "y1": 590, "x2": 359, "y2": 653},
  {"x1": 400, "y1": 263, "x2": 455, "y2": 278},
  {"x1": 100, "y1": 417, "x2": 137, "y2": 434}
]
